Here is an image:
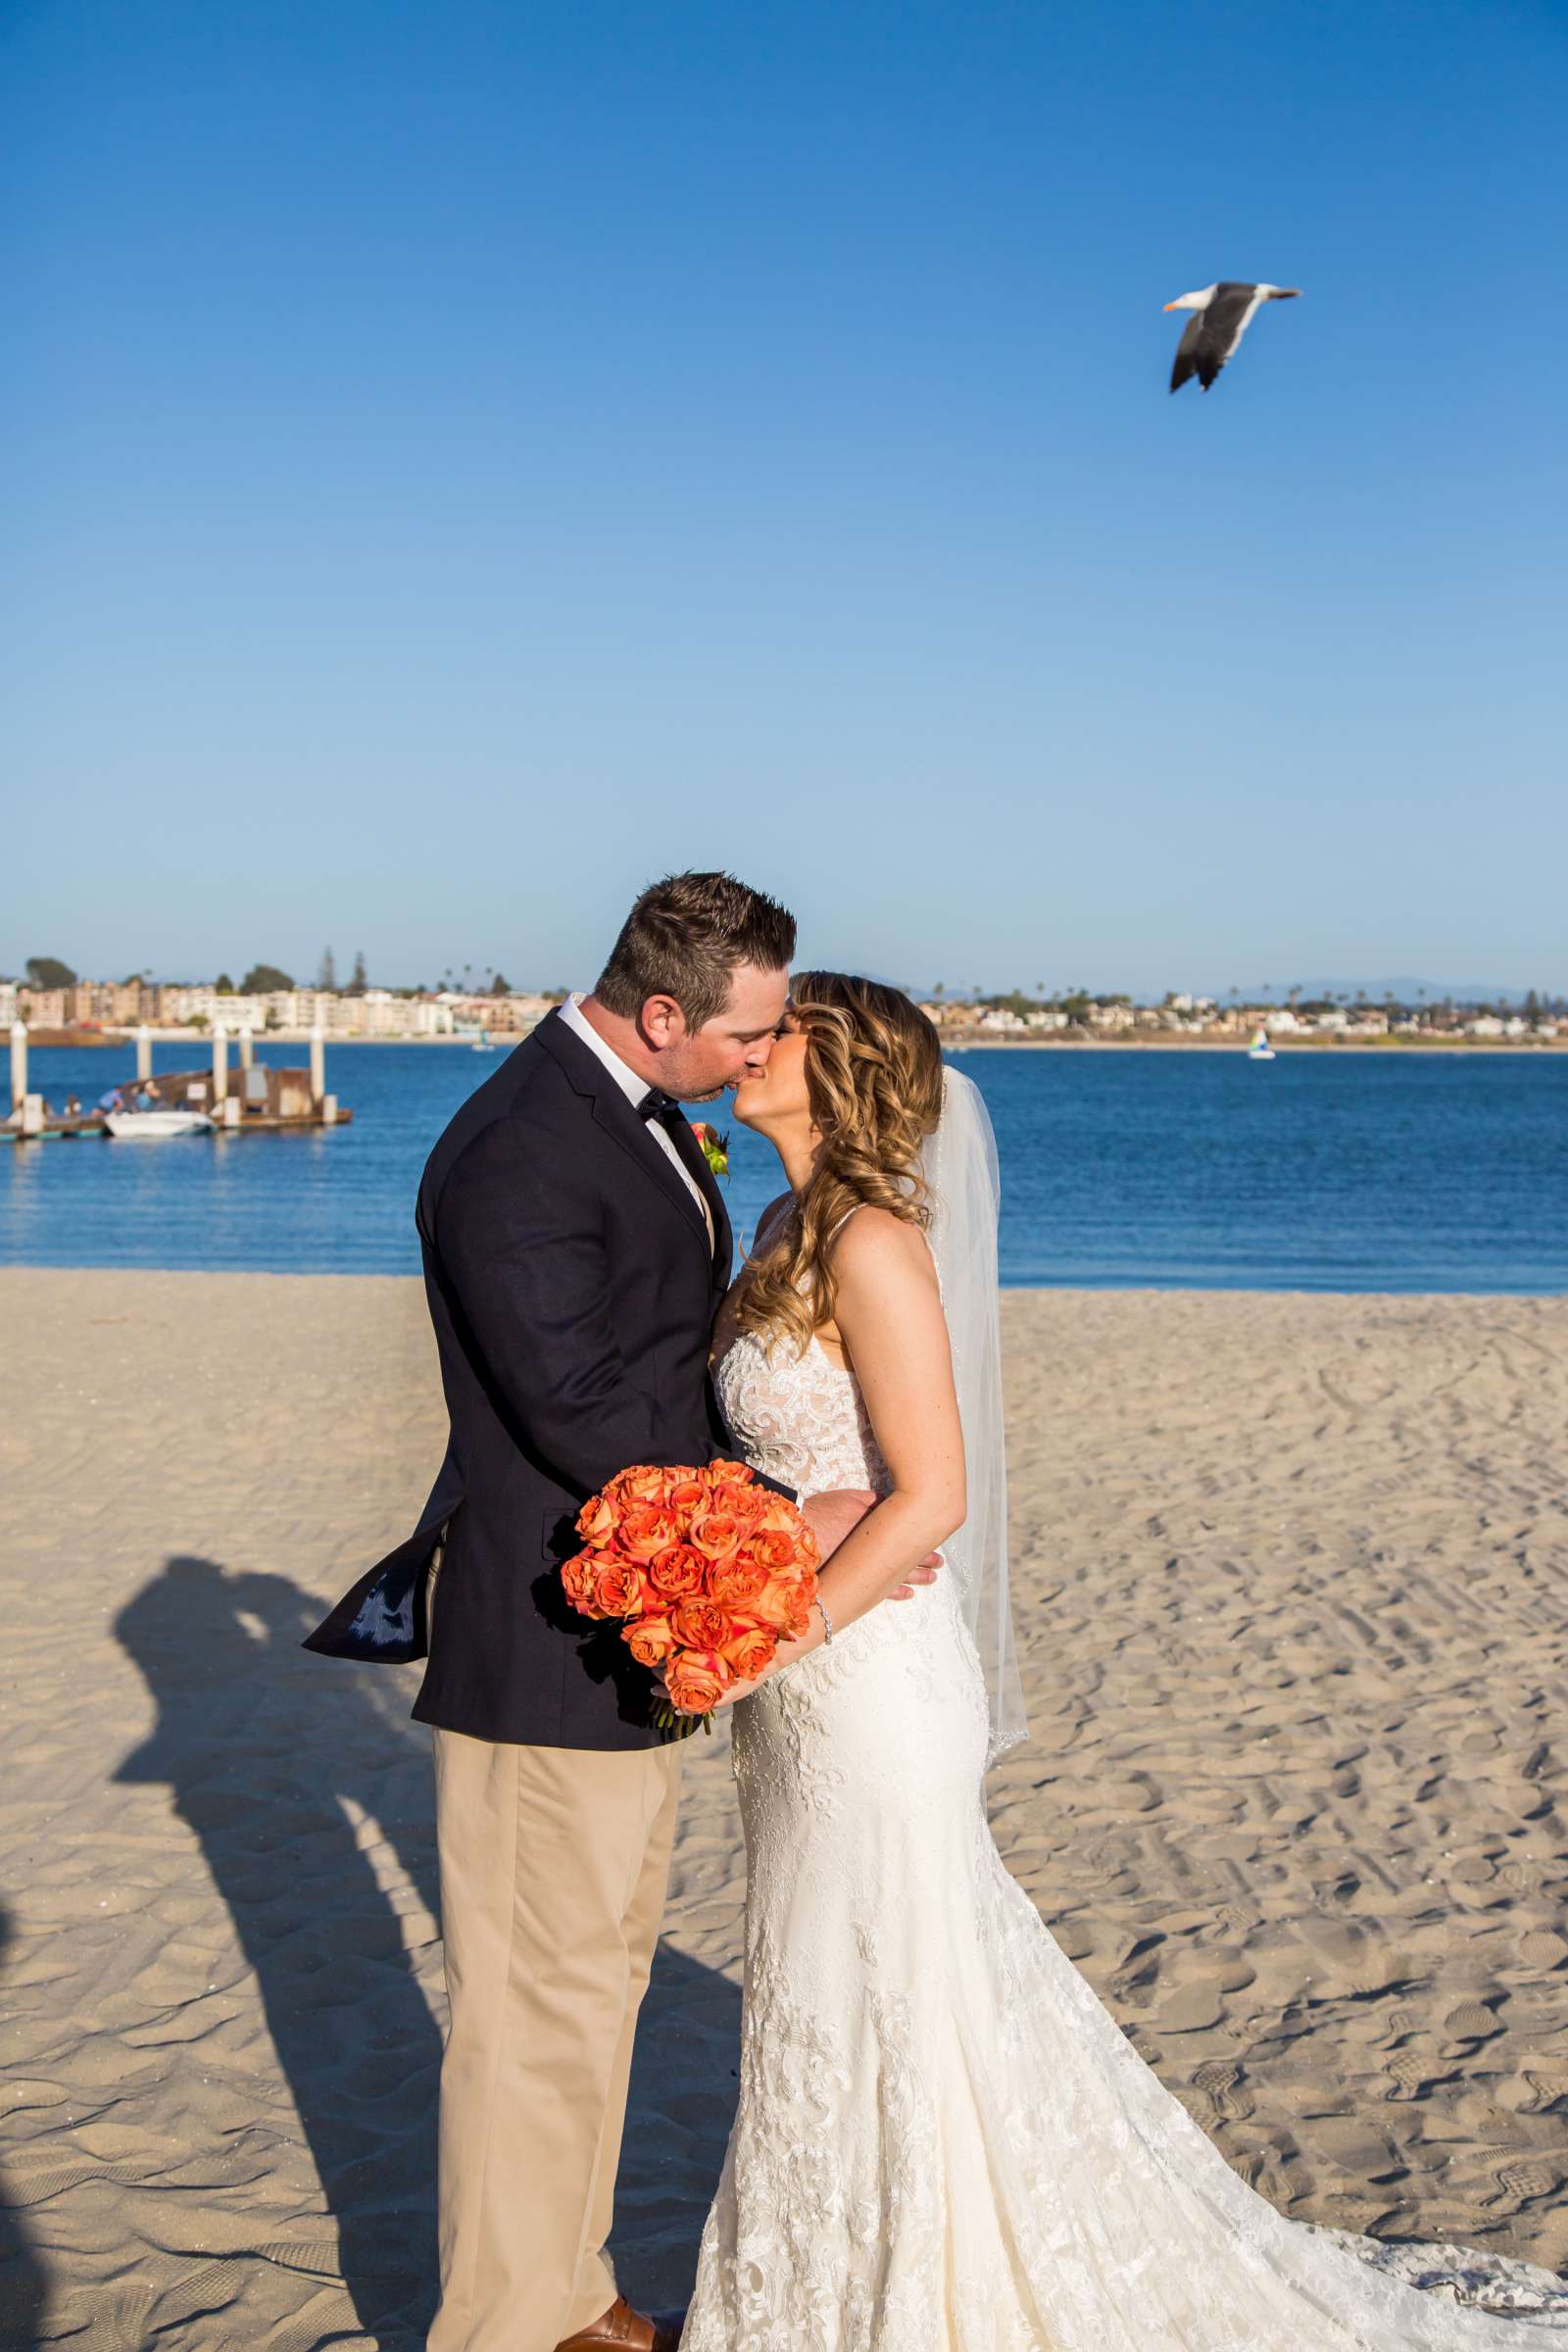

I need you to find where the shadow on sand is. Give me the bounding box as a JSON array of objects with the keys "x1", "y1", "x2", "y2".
[
  {"x1": 114, "y1": 1554, "x2": 742, "y2": 2343},
  {"x1": 117, "y1": 1554, "x2": 443, "y2": 2341},
  {"x1": 0, "y1": 1901, "x2": 52, "y2": 2352}
]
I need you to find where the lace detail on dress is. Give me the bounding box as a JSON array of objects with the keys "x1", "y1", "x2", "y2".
[
  {"x1": 713, "y1": 1324, "x2": 888, "y2": 1502},
  {"x1": 683, "y1": 1331, "x2": 1568, "y2": 2351}
]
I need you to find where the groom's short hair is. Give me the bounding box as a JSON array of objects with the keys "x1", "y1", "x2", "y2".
[{"x1": 595, "y1": 871, "x2": 796, "y2": 1031}]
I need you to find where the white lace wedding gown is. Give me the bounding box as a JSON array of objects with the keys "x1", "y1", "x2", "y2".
[{"x1": 681, "y1": 1327, "x2": 1568, "y2": 2352}]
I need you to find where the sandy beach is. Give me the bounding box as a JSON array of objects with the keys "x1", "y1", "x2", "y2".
[{"x1": 3, "y1": 1269, "x2": 1566, "y2": 2350}]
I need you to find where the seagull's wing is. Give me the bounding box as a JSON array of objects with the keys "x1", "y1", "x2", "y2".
[
  {"x1": 1169, "y1": 313, "x2": 1206, "y2": 393},
  {"x1": 1201, "y1": 282, "x2": 1267, "y2": 384}
]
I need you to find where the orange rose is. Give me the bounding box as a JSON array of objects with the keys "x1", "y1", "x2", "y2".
[
  {"x1": 689, "y1": 1509, "x2": 743, "y2": 1564},
  {"x1": 591, "y1": 1559, "x2": 646, "y2": 1618},
  {"x1": 752, "y1": 1492, "x2": 804, "y2": 1537},
  {"x1": 562, "y1": 1554, "x2": 607, "y2": 1618},
  {"x1": 707, "y1": 1554, "x2": 769, "y2": 1607},
  {"x1": 575, "y1": 1492, "x2": 618, "y2": 1544},
  {"x1": 748, "y1": 1528, "x2": 800, "y2": 1576},
  {"x1": 750, "y1": 1573, "x2": 814, "y2": 1636},
  {"x1": 619, "y1": 1503, "x2": 678, "y2": 1561},
  {"x1": 665, "y1": 1475, "x2": 710, "y2": 1514},
  {"x1": 670, "y1": 1596, "x2": 734, "y2": 1651},
  {"x1": 720, "y1": 1625, "x2": 777, "y2": 1683},
  {"x1": 647, "y1": 1544, "x2": 707, "y2": 1601},
  {"x1": 622, "y1": 1613, "x2": 678, "y2": 1667},
  {"x1": 705, "y1": 1459, "x2": 754, "y2": 1493},
  {"x1": 663, "y1": 1650, "x2": 733, "y2": 1714},
  {"x1": 609, "y1": 1464, "x2": 677, "y2": 1507}
]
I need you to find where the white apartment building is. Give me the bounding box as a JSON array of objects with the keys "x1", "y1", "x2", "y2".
[
  {"x1": 335, "y1": 990, "x2": 455, "y2": 1038},
  {"x1": 156, "y1": 988, "x2": 270, "y2": 1030}
]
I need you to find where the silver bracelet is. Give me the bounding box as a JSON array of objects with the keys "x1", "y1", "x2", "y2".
[{"x1": 814, "y1": 1594, "x2": 835, "y2": 1645}]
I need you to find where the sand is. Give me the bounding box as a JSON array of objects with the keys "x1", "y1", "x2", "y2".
[{"x1": 2, "y1": 1269, "x2": 1565, "y2": 2349}]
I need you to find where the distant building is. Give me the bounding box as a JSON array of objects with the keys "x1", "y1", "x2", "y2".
[
  {"x1": 21, "y1": 989, "x2": 70, "y2": 1028},
  {"x1": 442, "y1": 992, "x2": 555, "y2": 1036}
]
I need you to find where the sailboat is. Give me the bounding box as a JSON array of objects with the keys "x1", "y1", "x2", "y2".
[
  {"x1": 1248, "y1": 1027, "x2": 1276, "y2": 1061},
  {"x1": 470, "y1": 1025, "x2": 496, "y2": 1054}
]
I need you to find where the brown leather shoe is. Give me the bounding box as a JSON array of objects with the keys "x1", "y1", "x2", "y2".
[{"x1": 555, "y1": 2296, "x2": 684, "y2": 2351}]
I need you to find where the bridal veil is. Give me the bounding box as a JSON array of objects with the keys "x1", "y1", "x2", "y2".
[{"x1": 920, "y1": 1063, "x2": 1028, "y2": 1766}]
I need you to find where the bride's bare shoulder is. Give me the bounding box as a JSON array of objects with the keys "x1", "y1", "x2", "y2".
[{"x1": 829, "y1": 1203, "x2": 939, "y2": 1289}]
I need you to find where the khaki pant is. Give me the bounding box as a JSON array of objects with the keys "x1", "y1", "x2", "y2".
[{"x1": 427, "y1": 1727, "x2": 683, "y2": 2352}]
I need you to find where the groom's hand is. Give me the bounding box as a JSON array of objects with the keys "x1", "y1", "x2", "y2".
[
  {"x1": 802, "y1": 1489, "x2": 941, "y2": 1602},
  {"x1": 886, "y1": 1553, "x2": 942, "y2": 1602},
  {"x1": 801, "y1": 1487, "x2": 877, "y2": 1562}
]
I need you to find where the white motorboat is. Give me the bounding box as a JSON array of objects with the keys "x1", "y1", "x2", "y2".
[
  {"x1": 105, "y1": 1108, "x2": 215, "y2": 1139},
  {"x1": 1248, "y1": 1028, "x2": 1276, "y2": 1061}
]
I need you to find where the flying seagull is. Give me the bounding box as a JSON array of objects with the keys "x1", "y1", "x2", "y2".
[{"x1": 1164, "y1": 281, "x2": 1301, "y2": 393}]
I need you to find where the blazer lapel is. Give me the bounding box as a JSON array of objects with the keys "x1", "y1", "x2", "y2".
[{"x1": 536, "y1": 1011, "x2": 712, "y2": 1259}]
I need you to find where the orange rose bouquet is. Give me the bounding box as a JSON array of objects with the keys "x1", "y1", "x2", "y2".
[{"x1": 561, "y1": 1460, "x2": 819, "y2": 1733}]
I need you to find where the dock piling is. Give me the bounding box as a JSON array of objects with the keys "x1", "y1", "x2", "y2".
[
  {"x1": 135, "y1": 1024, "x2": 152, "y2": 1082},
  {"x1": 10, "y1": 1020, "x2": 25, "y2": 1116},
  {"x1": 310, "y1": 1025, "x2": 325, "y2": 1105},
  {"x1": 238, "y1": 1025, "x2": 254, "y2": 1071},
  {"x1": 212, "y1": 1024, "x2": 228, "y2": 1103}
]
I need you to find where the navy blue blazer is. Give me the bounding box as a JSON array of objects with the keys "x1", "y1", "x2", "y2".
[{"x1": 303, "y1": 1008, "x2": 748, "y2": 1750}]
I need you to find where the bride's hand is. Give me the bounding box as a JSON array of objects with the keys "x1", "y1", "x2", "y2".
[{"x1": 654, "y1": 1661, "x2": 765, "y2": 1716}]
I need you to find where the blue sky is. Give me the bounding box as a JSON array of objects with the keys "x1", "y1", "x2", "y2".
[{"x1": 6, "y1": 0, "x2": 1565, "y2": 999}]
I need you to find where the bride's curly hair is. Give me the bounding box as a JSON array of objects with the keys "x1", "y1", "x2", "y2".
[{"x1": 735, "y1": 971, "x2": 946, "y2": 1357}]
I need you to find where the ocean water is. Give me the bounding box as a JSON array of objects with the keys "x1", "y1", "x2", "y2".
[{"x1": 3, "y1": 1040, "x2": 1565, "y2": 1292}]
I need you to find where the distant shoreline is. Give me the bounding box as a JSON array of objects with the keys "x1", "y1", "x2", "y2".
[
  {"x1": 944, "y1": 1034, "x2": 1567, "y2": 1053},
  {"x1": 21, "y1": 1028, "x2": 1568, "y2": 1055}
]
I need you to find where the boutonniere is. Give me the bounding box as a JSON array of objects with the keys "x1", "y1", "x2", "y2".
[{"x1": 689, "y1": 1122, "x2": 730, "y2": 1180}]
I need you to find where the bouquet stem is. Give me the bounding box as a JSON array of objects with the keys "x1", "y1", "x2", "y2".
[{"x1": 652, "y1": 1700, "x2": 713, "y2": 1740}]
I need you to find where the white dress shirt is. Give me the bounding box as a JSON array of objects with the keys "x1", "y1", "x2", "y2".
[{"x1": 557, "y1": 993, "x2": 712, "y2": 1243}]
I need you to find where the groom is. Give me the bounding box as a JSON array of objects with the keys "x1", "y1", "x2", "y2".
[{"x1": 306, "y1": 873, "x2": 911, "y2": 2352}]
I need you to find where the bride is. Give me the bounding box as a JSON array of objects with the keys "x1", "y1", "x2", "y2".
[{"x1": 670, "y1": 972, "x2": 1568, "y2": 2351}]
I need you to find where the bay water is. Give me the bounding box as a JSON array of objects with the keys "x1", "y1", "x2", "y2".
[{"x1": 4, "y1": 1041, "x2": 1564, "y2": 1292}]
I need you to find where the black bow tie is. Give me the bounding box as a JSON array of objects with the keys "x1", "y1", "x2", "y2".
[{"x1": 638, "y1": 1088, "x2": 683, "y2": 1123}]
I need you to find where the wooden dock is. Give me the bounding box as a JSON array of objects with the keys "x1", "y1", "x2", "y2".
[
  {"x1": 2, "y1": 1106, "x2": 354, "y2": 1144},
  {"x1": 5, "y1": 1034, "x2": 353, "y2": 1143}
]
